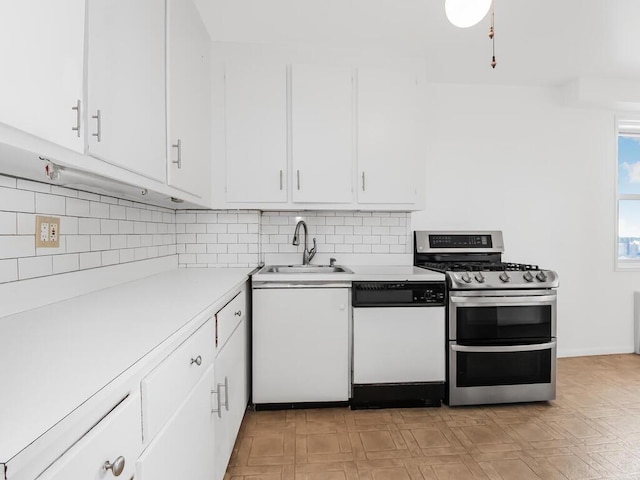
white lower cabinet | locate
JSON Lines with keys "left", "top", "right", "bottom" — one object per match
{"left": 252, "top": 287, "right": 350, "bottom": 404}
{"left": 136, "top": 364, "right": 215, "bottom": 480}
{"left": 38, "top": 393, "right": 142, "bottom": 480}
{"left": 213, "top": 316, "right": 248, "bottom": 480}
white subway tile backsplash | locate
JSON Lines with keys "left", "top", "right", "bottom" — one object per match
{"left": 67, "top": 235, "right": 91, "bottom": 253}
{"left": 91, "top": 235, "right": 110, "bottom": 251}
{"left": 110, "top": 205, "right": 126, "bottom": 220}
{"left": 52, "top": 254, "right": 80, "bottom": 274}
{"left": 17, "top": 179, "right": 51, "bottom": 193}
{"left": 100, "top": 219, "right": 119, "bottom": 234}
{"left": 0, "top": 175, "right": 177, "bottom": 284}
{"left": 174, "top": 208, "right": 411, "bottom": 268}
{"left": 79, "top": 218, "right": 100, "bottom": 234}
{"left": 0, "top": 187, "right": 35, "bottom": 213}
{"left": 119, "top": 248, "right": 135, "bottom": 263}
{"left": 19, "top": 255, "right": 53, "bottom": 279}
{"left": 0, "top": 236, "right": 34, "bottom": 259}
{"left": 17, "top": 213, "right": 35, "bottom": 235}
{"left": 0, "top": 211, "right": 16, "bottom": 234}
{"left": 35, "top": 193, "right": 65, "bottom": 215}
{"left": 0, "top": 259, "right": 18, "bottom": 283}
{"left": 0, "top": 176, "right": 17, "bottom": 188}
{"left": 66, "top": 198, "right": 91, "bottom": 217}
{"left": 90, "top": 201, "right": 110, "bottom": 218}
{"left": 79, "top": 191, "right": 100, "bottom": 202}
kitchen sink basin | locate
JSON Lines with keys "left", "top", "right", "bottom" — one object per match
{"left": 262, "top": 265, "right": 353, "bottom": 274}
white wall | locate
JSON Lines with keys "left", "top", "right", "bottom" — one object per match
{"left": 412, "top": 83, "right": 636, "bottom": 357}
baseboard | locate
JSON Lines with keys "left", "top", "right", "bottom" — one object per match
{"left": 558, "top": 346, "right": 635, "bottom": 358}
{"left": 0, "top": 255, "right": 178, "bottom": 319}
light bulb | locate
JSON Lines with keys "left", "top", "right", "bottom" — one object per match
{"left": 445, "top": 0, "right": 492, "bottom": 28}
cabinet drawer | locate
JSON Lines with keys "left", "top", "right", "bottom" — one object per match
{"left": 141, "top": 318, "right": 214, "bottom": 443}
{"left": 38, "top": 393, "right": 142, "bottom": 480}
{"left": 216, "top": 290, "right": 246, "bottom": 350}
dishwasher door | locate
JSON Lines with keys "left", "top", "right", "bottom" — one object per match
{"left": 352, "top": 306, "right": 445, "bottom": 384}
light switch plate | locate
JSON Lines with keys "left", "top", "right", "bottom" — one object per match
{"left": 35, "top": 216, "right": 60, "bottom": 248}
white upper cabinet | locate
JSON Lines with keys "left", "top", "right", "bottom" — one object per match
{"left": 357, "top": 68, "right": 420, "bottom": 205}
{"left": 224, "top": 63, "right": 287, "bottom": 203}
{"left": 291, "top": 64, "right": 353, "bottom": 204}
{"left": 86, "top": 0, "right": 166, "bottom": 182}
{"left": 0, "top": 0, "right": 85, "bottom": 153}
{"left": 166, "top": 0, "right": 212, "bottom": 200}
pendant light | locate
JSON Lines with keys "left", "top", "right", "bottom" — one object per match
{"left": 445, "top": 0, "right": 492, "bottom": 28}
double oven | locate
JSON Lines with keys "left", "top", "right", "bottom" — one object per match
{"left": 414, "top": 231, "right": 559, "bottom": 406}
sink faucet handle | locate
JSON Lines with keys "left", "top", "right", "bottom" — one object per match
{"left": 329, "top": 257, "right": 336, "bottom": 267}
{"left": 308, "top": 238, "right": 317, "bottom": 261}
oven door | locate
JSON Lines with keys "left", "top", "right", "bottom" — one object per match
{"left": 449, "top": 290, "right": 556, "bottom": 343}
{"left": 448, "top": 340, "right": 556, "bottom": 405}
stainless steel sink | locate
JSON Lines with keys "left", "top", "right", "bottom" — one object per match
{"left": 262, "top": 265, "right": 353, "bottom": 274}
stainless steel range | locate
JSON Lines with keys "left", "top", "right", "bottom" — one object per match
{"left": 414, "top": 231, "right": 559, "bottom": 406}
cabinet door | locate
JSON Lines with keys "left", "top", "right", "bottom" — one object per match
{"left": 136, "top": 365, "right": 215, "bottom": 480}
{"left": 253, "top": 288, "right": 349, "bottom": 404}
{"left": 225, "top": 63, "right": 287, "bottom": 203}
{"left": 0, "top": 0, "right": 85, "bottom": 153}
{"left": 291, "top": 64, "right": 353, "bottom": 204}
{"left": 167, "top": 0, "right": 211, "bottom": 199}
{"left": 213, "top": 317, "right": 248, "bottom": 480}
{"left": 86, "top": 0, "right": 166, "bottom": 182}
{"left": 357, "top": 68, "right": 419, "bottom": 205}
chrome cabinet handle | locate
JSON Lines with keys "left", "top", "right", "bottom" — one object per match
{"left": 211, "top": 383, "right": 223, "bottom": 418}
{"left": 297, "top": 170, "right": 300, "bottom": 190}
{"left": 71, "top": 100, "right": 81, "bottom": 137}
{"left": 362, "top": 171, "right": 366, "bottom": 191}
{"left": 234, "top": 310, "right": 242, "bottom": 317}
{"left": 279, "top": 170, "right": 283, "bottom": 190}
{"left": 103, "top": 456, "right": 125, "bottom": 476}
{"left": 172, "top": 139, "right": 182, "bottom": 169}
{"left": 222, "top": 376, "right": 229, "bottom": 411}
{"left": 190, "top": 355, "right": 202, "bottom": 366}
{"left": 92, "top": 110, "right": 101, "bottom": 142}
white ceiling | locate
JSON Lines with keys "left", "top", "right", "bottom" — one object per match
{"left": 194, "top": 0, "right": 640, "bottom": 86}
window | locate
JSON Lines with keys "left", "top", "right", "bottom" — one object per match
{"left": 617, "top": 119, "right": 640, "bottom": 267}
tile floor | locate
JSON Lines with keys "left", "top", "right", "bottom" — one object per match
{"left": 225, "top": 354, "right": 640, "bottom": 480}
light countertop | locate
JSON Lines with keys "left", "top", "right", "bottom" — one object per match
{"left": 0, "top": 267, "right": 252, "bottom": 465}
{"left": 252, "top": 264, "right": 445, "bottom": 284}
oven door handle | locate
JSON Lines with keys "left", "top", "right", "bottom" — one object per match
{"left": 450, "top": 295, "right": 556, "bottom": 306}
{"left": 451, "top": 341, "right": 556, "bottom": 353}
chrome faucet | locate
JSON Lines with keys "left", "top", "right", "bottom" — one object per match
{"left": 292, "top": 220, "right": 317, "bottom": 265}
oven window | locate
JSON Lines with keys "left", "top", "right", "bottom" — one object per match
{"left": 457, "top": 305, "right": 551, "bottom": 343}
{"left": 456, "top": 349, "right": 551, "bottom": 387}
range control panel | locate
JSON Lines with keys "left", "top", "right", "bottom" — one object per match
{"left": 352, "top": 282, "right": 446, "bottom": 307}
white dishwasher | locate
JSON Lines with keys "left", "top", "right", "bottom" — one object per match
{"left": 351, "top": 281, "right": 446, "bottom": 408}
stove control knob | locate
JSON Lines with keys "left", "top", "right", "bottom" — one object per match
{"left": 474, "top": 272, "right": 485, "bottom": 283}
{"left": 460, "top": 272, "right": 472, "bottom": 283}
{"left": 536, "top": 271, "right": 548, "bottom": 282}
{"left": 523, "top": 271, "right": 534, "bottom": 282}
{"left": 499, "top": 271, "right": 511, "bottom": 282}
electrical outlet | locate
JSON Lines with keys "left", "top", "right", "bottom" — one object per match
{"left": 40, "top": 221, "right": 49, "bottom": 242}
{"left": 35, "top": 216, "right": 60, "bottom": 248}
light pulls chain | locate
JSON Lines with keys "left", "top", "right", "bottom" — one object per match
{"left": 489, "top": 1, "right": 496, "bottom": 68}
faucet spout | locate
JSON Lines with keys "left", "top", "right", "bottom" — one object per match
{"left": 292, "top": 220, "right": 317, "bottom": 265}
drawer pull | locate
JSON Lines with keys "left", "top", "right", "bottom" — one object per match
{"left": 222, "top": 376, "right": 229, "bottom": 411}
{"left": 103, "top": 456, "right": 125, "bottom": 476}
{"left": 190, "top": 355, "right": 202, "bottom": 366}
{"left": 234, "top": 310, "right": 242, "bottom": 317}
{"left": 211, "top": 385, "right": 222, "bottom": 418}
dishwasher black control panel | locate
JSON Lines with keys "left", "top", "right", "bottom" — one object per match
{"left": 352, "top": 282, "right": 446, "bottom": 307}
